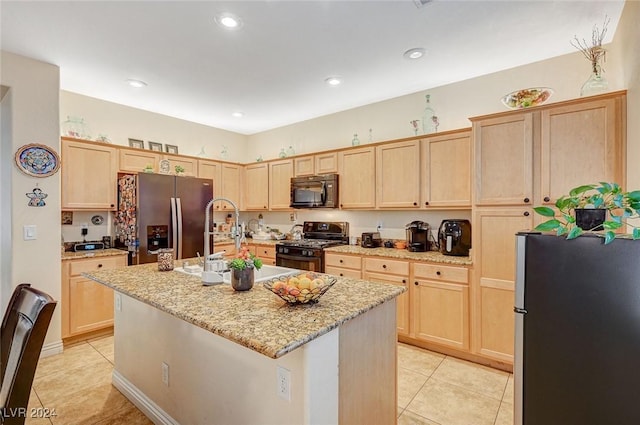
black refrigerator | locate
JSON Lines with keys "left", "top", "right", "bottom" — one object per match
{"left": 115, "top": 173, "right": 213, "bottom": 264}
{"left": 514, "top": 232, "right": 640, "bottom": 425}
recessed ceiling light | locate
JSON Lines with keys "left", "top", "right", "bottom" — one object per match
{"left": 232, "top": 111, "right": 244, "bottom": 118}
{"left": 126, "top": 79, "right": 147, "bottom": 88}
{"left": 403, "top": 48, "right": 426, "bottom": 60}
{"left": 325, "top": 76, "right": 342, "bottom": 86}
{"left": 215, "top": 13, "right": 243, "bottom": 29}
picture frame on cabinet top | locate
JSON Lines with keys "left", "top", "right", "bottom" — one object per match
{"left": 148, "top": 141, "right": 163, "bottom": 152}
{"left": 165, "top": 144, "right": 179, "bottom": 154}
{"left": 128, "top": 138, "right": 144, "bottom": 149}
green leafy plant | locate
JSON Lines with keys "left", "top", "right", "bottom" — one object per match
{"left": 534, "top": 182, "right": 640, "bottom": 244}
{"left": 174, "top": 165, "right": 185, "bottom": 174}
{"left": 228, "top": 246, "right": 263, "bottom": 270}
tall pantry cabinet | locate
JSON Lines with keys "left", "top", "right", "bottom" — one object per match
{"left": 471, "top": 91, "right": 626, "bottom": 366}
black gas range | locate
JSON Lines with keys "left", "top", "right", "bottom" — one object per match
{"left": 276, "top": 221, "right": 349, "bottom": 272}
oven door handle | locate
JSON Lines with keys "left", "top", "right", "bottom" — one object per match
{"left": 277, "top": 253, "right": 318, "bottom": 262}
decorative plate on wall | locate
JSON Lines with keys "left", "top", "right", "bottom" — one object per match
{"left": 14, "top": 143, "right": 60, "bottom": 177}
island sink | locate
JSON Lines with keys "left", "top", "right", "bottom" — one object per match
{"left": 173, "top": 264, "right": 297, "bottom": 284}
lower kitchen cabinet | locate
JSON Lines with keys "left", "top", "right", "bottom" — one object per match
{"left": 61, "top": 254, "right": 127, "bottom": 340}
{"left": 411, "top": 263, "right": 469, "bottom": 351}
{"left": 363, "top": 257, "right": 410, "bottom": 337}
{"left": 325, "top": 253, "right": 362, "bottom": 279}
{"left": 253, "top": 244, "right": 276, "bottom": 265}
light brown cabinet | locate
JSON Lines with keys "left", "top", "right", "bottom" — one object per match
{"left": 163, "top": 154, "right": 198, "bottom": 176}
{"left": 421, "top": 130, "right": 472, "bottom": 208}
{"left": 61, "top": 254, "right": 126, "bottom": 340}
{"left": 376, "top": 140, "right": 421, "bottom": 208}
{"left": 253, "top": 244, "right": 276, "bottom": 266}
{"left": 363, "top": 257, "right": 410, "bottom": 337}
{"left": 269, "top": 159, "right": 294, "bottom": 210}
{"left": 244, "top": 162, "right": 269, "bottom": 210}
{"left": 119, "top": 147, "right": 161, "bottom": 173}
{"left": 411, "top": 263, "right": 469, "bottom": 351}
{"left": 61, "top": 139, "right": 118, "bottom": 210}
{"left": 325, "top": 253, "right": 362, "bottom": 279}
{"left": 217, "top": 163, "right": 242, "bottom": 211}
{"left": 198, "top": 159, "right": 222, "bottom": 194}
{"left": 294, "top": 156, "right": 315, "bottom": 177}
{"left": 294, "top": 152, "right": 338, "bottom": 177}
{"left": 338, "top": 146, "right": 376, "bottom": 209}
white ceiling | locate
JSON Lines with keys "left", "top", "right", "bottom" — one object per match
{"left": 0, "top": 1, "right": 625, "bottom": 135}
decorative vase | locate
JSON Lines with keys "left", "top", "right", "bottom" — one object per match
{"left": 231, "top": 268, "right": 254, "bottom": 291}
{"left": 575, "top": 208, "right": 606, "bottom": 231}
{"left": 421, "top": 95, "right": 439, "bottom": 134}
{"left": 351, "top": 134, "right": 360, "bottom": 146}
{"left": 580, "top": 63, "right": 608, "bottom": 97}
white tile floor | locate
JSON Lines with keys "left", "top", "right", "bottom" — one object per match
{"left": 27, "top": 337, "right": 513, "bottom": 424}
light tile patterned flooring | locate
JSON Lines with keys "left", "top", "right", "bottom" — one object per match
{"left": 27, "top": 337, "right": 513, "bottom": 425}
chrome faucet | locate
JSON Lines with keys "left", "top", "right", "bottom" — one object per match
{"left": 204, "top": 198, "right": 241, "bottom": 265}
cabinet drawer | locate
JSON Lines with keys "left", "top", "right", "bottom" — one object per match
{"left": 69, "top": 256, "right": 125, "bottom": 276}
{"left": 413, "top": 263, "right": 469, "bottom": 284}
{"left": 364, "top": 257, "right": 409, "bottom": 275}
{"left": 325, "top": 253, "right": 361, "bottom": 270}
{"left": 325, "top": 266, "right": 361, "bottom": 279}
{"left": 255, "top": 245, "right": 276, "bottom": 259}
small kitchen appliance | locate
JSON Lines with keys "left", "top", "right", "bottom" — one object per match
{"left": 438, "top": 219, "right": 471, "bottom": 256}
{"left": 290, "top": 174, "right": 339, "bottom": 209}
{"left": 361, "top": 232, "right": 382, "bottom": 248}
{"left": 405, "top": 221, "right": 431, "bottom": 252}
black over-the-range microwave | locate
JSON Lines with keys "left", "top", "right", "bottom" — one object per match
{"left": 290, "top": 174, "right": 339, "bottom": 209}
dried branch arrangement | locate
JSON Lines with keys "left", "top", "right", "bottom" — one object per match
{"left": 571, "top": 16, "right": 610, "bottom": 74}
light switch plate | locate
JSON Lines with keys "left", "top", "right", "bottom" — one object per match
{"left": 23, "top": 225, "right": 37, "bottom": 240}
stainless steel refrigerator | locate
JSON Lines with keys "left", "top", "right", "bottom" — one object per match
{"left": 514, "top": 232, "right": 640, "bottom": 425}
{"left": 115, "top": 173, "right": 213, "bottom": 264}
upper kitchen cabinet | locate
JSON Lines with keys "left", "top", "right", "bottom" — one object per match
{"left": 294, "top": 152, "right": 338, "bottom": 177}
{"left": 539, "top": 92, "right": 626, "bottom": 205}
{"left": 376, "top": 140, "right": 421, "bottom": 208}
{"left": 269, "top": 159, "right": 294, "bottom": 210}
{"left": 244, "top": 162, "right": 269, "bottom": 211}
{"left": 338, "top": 146, "right": 376, "bottom": 209}
{"left": 162, "top": 154, "right": 198, "bottom": 176}
{"left": 119, "top": 147, "right": 161, "bottom": 173}
{"left": 472, "top": 112, "right": 533, "bottom": 206}
{"left": 61, "top": 138, "right": 117, "bottom": 210}
{"left": 218, "top": 163, "right": 242, "bottom": 211}
{"left": 294, "top": 156, "right": 314, "bottom": 177}
{"left": 421, "top": 130, "right": 472, "bottom": 208}
{"left": 198, "top": 159, "right": 222, "bottom": 190}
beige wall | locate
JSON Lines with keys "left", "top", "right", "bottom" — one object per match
{"left": 60, "top": 91, "right": 248, "bottom": 162}
{"left": 0, "top": 51, "right": 62, "bottom": 351}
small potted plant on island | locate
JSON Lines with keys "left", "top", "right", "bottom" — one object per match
{"left": 534, "top": 182, "right": 640, "bottom": 244}
{"left": 228, "top": 246, "right": 263, "bottom": 291}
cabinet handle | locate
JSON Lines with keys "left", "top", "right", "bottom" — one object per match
{"left": 382, "top": 264, "right": 387, "bottom": 269}
{"left": 524, "top": 197, "right": 530, "bottom": 203}
{"left": 98, "top": 264, "right": 103, "bottom": 268}
{"left": 436, "top": 271, "right": 441, "bottom": 276}
{"left": 402, "top": 279, "right": 406, "bottom": 284}
{"left": 413, "top": 202, "right": 418, "bottom": 206}
{"left": 425, "top": 201, "right": 429, "bottom": 206}
{"left": 340, "top": 273, "right": 344, "bottom": 276}
{"left": 340, "top": 204, "right": 343, "bottom": 208}
{"left": 544, "top": 196, "right": 551, "bottom": 202}
{"left": 414, "top": 281, "right": 419, "bottom": 286}
{"left": 110, "top": 204, "right": 115, "bottom": 208}
{"left": 264, "top": 206, "right": 267, "bottom": 209}
{"left": 339, "top": 259, "right": 343, "bottom": 263}
{"left": 524, "top": 211, "right": 530, "bottom": 216}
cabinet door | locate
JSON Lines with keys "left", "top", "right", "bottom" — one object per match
{"left": 422, "top": 131, "right": 471, "bottom": 208}
{"left": 119, "top": 149, "right": 161, "bottom": 173}
{"left": 412, "top": 279, "right": 469, "bottom": 350}
{"left": 473, "top": 207, "right": 533, "bottom": 363}
{"left": 338, "top": 147, "right": 376, "bottom": 209}
{"left": 198, "top": 159, "right": 222, "bottom": 195}
{"left": 163, "top": 154, "right": 198, "bottom": 176}
{"left": 376, "top": 141, "right": 421, "bottom": 208}
{"left": 219, "top": 163, "right": 241, "bottom": 211}
{"left": 62, "top": 140, "right": 117, "bottom": 209}
{"left": 474, "top": 113, "right": 533, "bottom": 206}
{"left": 363, "top": 271, "right": 410, "bottom": 337}
{"left": 294, "top": 156, "right": 315, "bottom": 177}
{"left": 269, "top": 159, "right": 294, "bottom": 210}
{"left": 244, "top": 163, "right": 269, "bottom": 210}
{"left": 315, "top": 152, "right": 338, "bottom": 174}
{"left": 68, "top": 277, "right": 114, "bottom": 335}
{"left": 540, "top": 95, "right": 625, "bottom": 204}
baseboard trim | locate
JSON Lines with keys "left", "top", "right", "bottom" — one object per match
{"left": 112, "top": 370, "right": 180, "bottom": 425}
{"left": 40, "top": 340, "right": 63, "bottom": 358}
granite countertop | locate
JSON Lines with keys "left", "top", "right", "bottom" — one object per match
{"left": 324, "top": 245, "right": 472, "bottom": 266}
{"left": 83, "top": 263, "right": 405, "bottom": 359}
{"left": 62, "top": 248, "right": 128, "bottom": 261}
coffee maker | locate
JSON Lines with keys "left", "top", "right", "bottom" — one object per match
{"left": 405, "top": 221, "right": 431, "bottom": 252}
{"left": 438, "top": 219, "right": 471, "bottom": 256}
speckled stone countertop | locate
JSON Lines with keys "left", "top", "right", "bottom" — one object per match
{"left": 62, "top": 248, "right": 128, "bottom": 261}
{"left": 83, "top": 263, "right": 405, "bottom": 359}
{"left": 324, "top": 245, "right": 472, "bottom": 266}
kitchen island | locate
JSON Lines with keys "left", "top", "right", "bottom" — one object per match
{"left": 84, "top": 262, "right": 404, "bottom": 425}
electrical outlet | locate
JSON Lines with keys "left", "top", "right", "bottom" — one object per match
{"left": 81, "top": 223, "right": 88, "bottom": 230}
{"left": 276, "top": 365, "right": 291, "bottom": 401}
{"left": 289, "top": 212, "right": 297, "bottom": 222}
{"left": 162, "top": 362, "right": 170, "bottom": 386}
{"left": 376, "top": 221, "right": 383, "bottom": 231}
{"left": 115, "top": 293, "right": 122, "bottom": 312}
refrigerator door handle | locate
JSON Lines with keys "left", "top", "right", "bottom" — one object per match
{"left": 176, "top": 197, "right": 183, "bottom": 260}
{"left": 171, "top": 197, "right": 178, "bottom": 255}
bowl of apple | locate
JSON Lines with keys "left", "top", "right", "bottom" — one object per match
{"left": 263, "top": 272, "right": 337, "bottom": 305}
